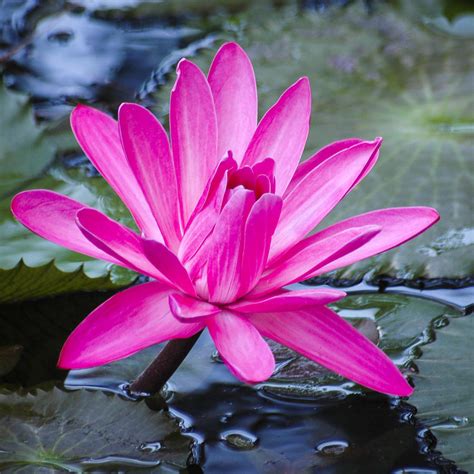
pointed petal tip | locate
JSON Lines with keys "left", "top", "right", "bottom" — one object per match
{"left": 219, "top": 41, "right": 245, "bottom": 53}
{"left": 57, "top": 342, "right": 93, "bottom": 370}
{"left": 175, "top": 58, "right": 208, "bottom": 82}
{"left": 384, "top": 374, "right": 414, "bottom": 397}
{"left": 213, "top": 42, "right": 252, "bottom": 66}
{"left": 425, "top": 206, "right": 441, "bottom": 222}
{"left": 176, "top": 57, "right": 196, "bottom": 73}
{"left": 117, "top": 101, "right": 137, "bottom": 115}
{"left": 71, "top": 102, "right": 89, "bottom": 114}
{"left": 10, "top": 190, "right": 27, "bottom": 217}
{"left": 298, "top": 75, "right": 310, "bottom": 85}
{"left": 57, "top": 350, "right": 76, "bottom": 370}
{"left": 172, "top": 58, "right": 190, "bottom": 90}
{"left": 10, "top": 189, "right": 65, "bottom": 221}
{"left": 223, "top": 350, "right": 275, "bottom": 384}
{"left": 235, "top": 367, "right": 275, "bottom": 384}
{"left": 118, "top": 101, "right": 157, "bottom": 125}
{"left": 70, "top": 103, "right": 103, "bottom": 125}
{"left": 367, "top": 136, "right": 383, "bottom": 149}
{"left": 70, "top": 103, "right": 86, "bottom": 127}
{"left": 294, "top": 76, "right": 311, "bottom": 94}
{"left": 399, "top": 380, "right": 414, "bottom": 397}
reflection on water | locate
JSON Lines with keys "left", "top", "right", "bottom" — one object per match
{"left": 1, "top": 2, "right": 202, "bottom": 119}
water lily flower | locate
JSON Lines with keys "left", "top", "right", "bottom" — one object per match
{"left": 11, "top": 42, "right": 439, "bottom": 396}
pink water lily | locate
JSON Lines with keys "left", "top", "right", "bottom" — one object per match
{"left": 11, "top": 42, "right": 439, "bottom": 396}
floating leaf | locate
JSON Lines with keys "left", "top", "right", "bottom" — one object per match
{"left": 0, "top": 260, "right": 125, "bottom": 303}
{"left": 0, "top": 82, "right": 55, "bottom": 197}
{"left": 411, "top": 314, "right": 474, "bottom": 471}
{"left": 0, "top": 166, "right": 137, "bottom": 302}
{"left": 151, "top": 2, "right": 474, "bottom": 280}
{"left": 261, "top": 291, "right": 461, "bottom": 398}
{"left": 0, "top": 386, "right": 191, "bottom": 472}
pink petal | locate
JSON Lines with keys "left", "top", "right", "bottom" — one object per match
{"left": 205, "top": 188, "right": 256, "bottom": 303}
{"left": 291, "top": 207, "right": 440, "bottom": 275}
{"left": 207, "top": 311, "right": 275, "bottom": 383}
{"left": 248, "top": 307, "right": 413, "bottom": 396}
{"left": 285, "top": 138, "right": 364, "bottom": 196}
{"left": 75, "top": 208, "right": 164, "bottom": 280}
{"left": 229, "top": 288, "right": 346, "bottom": 313}
{"left": 252, "top": 225, "right": 381, "bottom": 298}
{"left": 251, "top": 157, "right": 275, "bottom": 179}
{"left": 269, "top": 138, "right": 382, "bottom": 263}
{"left": 208, "top": 42, "right": 257, "bottom": 163}
{"left": 141, "top": 239, "right": 196, "bottom": 296}
{"left": 119, "top": 103, "right": 182, "bottom": 250}
{"left": 58, "top": 281, "right": 204, "bottom": 369}
{"left": 178, "top": 157, "right": 235, "bottom": 265}
{"left": 255, "top": 174, "right": 272, "bottom": 197}
{"left": 242, "top": 77, "right": 311, "bottom": 195}
{"left": 170, "top": 59, "right": 218, "bottom": 224}
{"left": 168, "top": 293, "right": 220, "bottom": 322}
{"left": 11, "top": 190, "right": 121, "bottom": 265}
{"left": 238, "top": 193, "right": 282, "bottom": 297}
{"left": 228, "top": 166, "right": 256, "bottom": 189}
{"left": 70, "top": 105, "right": 161, "bottom": 241}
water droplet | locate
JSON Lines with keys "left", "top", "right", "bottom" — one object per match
{"left": 432, "top": 315, "right": 449, "bottom": 329}
{"left": 315, "top": 440, "right": 349, "bottom": 456}
{"left": 211, "top": 350, "right": 223, "bottom": 363}
{"left": 431, "top": 416, "right": 469, "bottom": 430}
{"left": 219, "top": 412, "right": 232, "bottom": 424}
{"left": 220, "top": 430, "right": 258, "bottom": 450}
{"left": 400, "top": 411, "right": 415, "bottom": 424}
{"left": 139, "top": 441, "right": 162, "bottom": 453}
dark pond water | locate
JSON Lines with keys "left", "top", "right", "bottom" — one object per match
{"left": 0, "top": 0, "right": 473, "bottom": 472}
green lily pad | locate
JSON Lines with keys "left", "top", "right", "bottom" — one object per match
{"left": 151, "top": 1, "right": 474, "bottom": 280}
{"left": 0, "top": 165, "right": 137, "bottom": 302}
{"left": 0, "top": 78, "right": 136, "bottom": 301}
{"left": 411, "top": 314, "right": 474, "bottom": 471}
{"left": 261, "top": 292, "right": 461, "bottom": 398}
{"left": 0, "top": 385, "right": 191, "bottom": 472}
{"left": 0, "top": 82, "right": 55, "bottom": 198}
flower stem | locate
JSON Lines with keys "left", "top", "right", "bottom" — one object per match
{"left": 128, "top": 331, "right": 202, "bottom": 396}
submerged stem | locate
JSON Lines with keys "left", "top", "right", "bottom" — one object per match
{"left": 128, "top": 331, "right": 202, "bottom": 396}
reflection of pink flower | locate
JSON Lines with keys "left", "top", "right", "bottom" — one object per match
{"left": 11, "top": 43, "right": 438, "bottom": 396}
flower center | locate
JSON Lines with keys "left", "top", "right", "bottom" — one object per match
{"left": 226, "top": 157, "right": 276, "bottom": 199}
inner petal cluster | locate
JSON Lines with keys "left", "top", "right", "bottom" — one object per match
{"left": 176, "top": 155, "right": 281, "bottom": 305}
